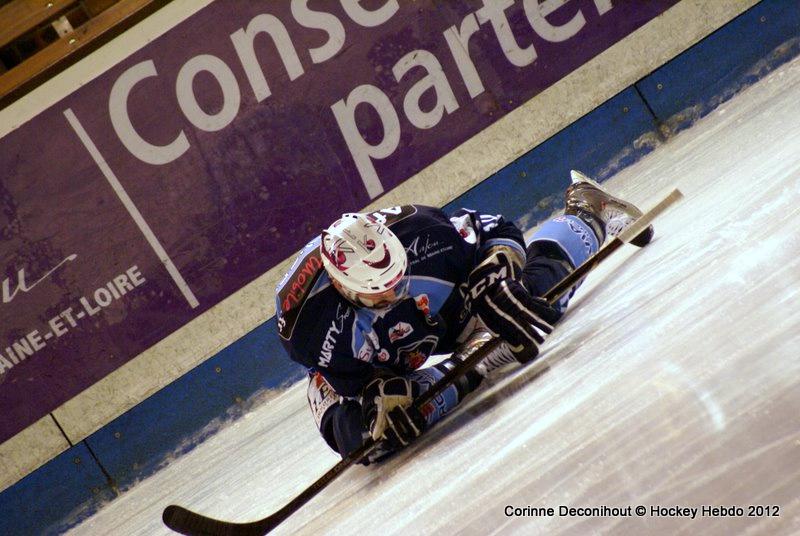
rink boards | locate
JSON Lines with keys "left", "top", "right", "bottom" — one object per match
{"left": 1, "top": 0, "right": 799, "bottom": 534}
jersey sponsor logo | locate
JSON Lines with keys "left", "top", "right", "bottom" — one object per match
{"left": 388, "top": 321, "right": 413, "bottom": 343}
{"left": 280, "top": 252, "right": 323, "bottom": 313}
{"left": 414, "top": 294, "right": 431, "bottom": 316}
{"left": 317, "top": 304, "right": 351, "bottom": 368}
{"left": 356, "top": 340, "right": 373, "bottom": 362}
{"left": 449, "top": 214, "right": 477, "bottom": 244}
{"left": 405, "top": 235, "right": 454, "bottom": 266}
{"left": 307, "top": 371, "right": 339, "bottom": 428}
{"left": 398, "top": 335, "right": 438, "bottom": 371}
{"left": 277, "top": 246, "right": 324, "bottom": 340}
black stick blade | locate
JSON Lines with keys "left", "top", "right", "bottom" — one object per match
{"left": 163, "top": 504, "right": 272, "bottom": 536}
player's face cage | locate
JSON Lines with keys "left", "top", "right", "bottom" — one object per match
{"left": 351, "top": 274, "right": 410, "bottom": 309}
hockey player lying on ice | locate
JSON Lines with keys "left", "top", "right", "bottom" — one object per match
{"left": 276, "top": 171, "right": 653, "bottom": 463}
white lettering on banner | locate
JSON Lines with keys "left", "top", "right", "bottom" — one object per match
{"left": 524, "top": 0, "right": 586, "bottom": 43}
{"left": 109, "top": 60, "right": 190, "bottom": 165}
{"left": 2, "top": 254, "right": 77, "bottom": 305}
{"left": 392, "top": 50, "right": 459, "bottom": 130}
{"left": 290, "top": 0, "right": 346, "bottom": 64}
{"left": 339, "top": 0, "right": 399, "bottom": 28}
{"left": 331, "top": 84, "right": 399, "bottom": 198}
{"left": 77, "top": 0, "right": 615, "bottom": 200}
{"left": 476, "top": 0, "right": 537, "bottom": 68}
{"left": 443, "top": 15, "right": 485, "bottom": 99}
{"left": 176, "top": 55, "right": 241, "bottom": 132}
{"left": 331, "top": 0, "right": 611, "bottom": 198}
{"left": 96, "top": 1, "right": 396, "bottom": 174}
{"left": 0, "top": 265, "right": 147, "bottom": 375}
{"left": 594, "top": 0, "right": 613, "bottom": 16}
{"left": 230, "top": 13, "right": 305, "bottom": 103}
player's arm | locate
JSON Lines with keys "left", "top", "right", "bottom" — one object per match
{"left": 454, "top": 209, "right": 561, "bottom": 361}
{"left": 306, "top": 370, "right": 371, "bottom": 460}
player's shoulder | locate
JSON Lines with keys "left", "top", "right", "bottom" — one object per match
{"left": 381, "top": 205, "right": 452, "bottom": 236}
{"left": 360, "top": 204, "right": 445, "bottom": 229}
{"left": 278, "top": 277, "right": 354, "bottom": 363}
{"left": 276, "top": 236, "right": 336, "bottom": 341}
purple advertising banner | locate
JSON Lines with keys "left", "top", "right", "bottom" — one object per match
{"left": 0, "top": 0, "right": 678, "bottom": 442}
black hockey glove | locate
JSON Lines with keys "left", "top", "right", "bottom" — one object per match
{"left": 474, "top": 279, "right": 559, "bottom": 363}
{"left": 464, "top": 247, "right": 523, "bottom": 313}
{"left": 361, "top": 375, "right": 426, "bottom": 450}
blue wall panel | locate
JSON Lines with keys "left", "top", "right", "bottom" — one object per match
{"left": 637, "top": 0, "right": 800, "bottom": 127}
{"left": 446, "top": 87, "right": 658, "bottom": 225}
{"left": 0, "top": 443, "right": 114, "bottom": 535}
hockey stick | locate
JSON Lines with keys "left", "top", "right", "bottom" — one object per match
{"left": 163, "top": 188, "right": 683, "bottom": 536}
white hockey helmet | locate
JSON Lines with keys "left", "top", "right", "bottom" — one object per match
{"left": 320, "top": 213, "right": 409, "bottom": 309}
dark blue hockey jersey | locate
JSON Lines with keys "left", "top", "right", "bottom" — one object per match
{"left": 276, "top": 205, "right": 526, "bottom": 397}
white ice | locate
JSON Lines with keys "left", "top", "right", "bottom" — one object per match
{"left": 69, "top": 54, "right": 800, "bottom": 536}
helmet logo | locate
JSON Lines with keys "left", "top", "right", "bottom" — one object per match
{"left": 321, "top": 231, "right": 353, "bottom": 270}
{"left": 363, "top": 243, "right": 391, "bottom": 269}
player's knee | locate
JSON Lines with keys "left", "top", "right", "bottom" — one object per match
{"left": 527, "top": 215, "right": 599, "bottom": 270}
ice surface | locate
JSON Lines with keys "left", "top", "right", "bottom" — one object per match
{"left": 69, "top": 55, "right": 800, "bottom": 536}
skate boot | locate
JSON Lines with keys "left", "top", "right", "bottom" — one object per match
{"left": 475, "top": 340, "right": 525, "bottom": 376}
{"left": 564, "top": 170, "right": 654, "bottom": 247}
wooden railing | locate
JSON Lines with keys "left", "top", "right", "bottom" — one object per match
{"left": 0, "top": 0, "right": 77, "bottom": 50}
{"left": 0, "top": 0, "right": 172, "bottom": 110}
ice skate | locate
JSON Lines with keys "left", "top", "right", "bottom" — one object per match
{"left": 565, "top": 170, "right": 654, "bottom": 247}
{"left": 456, "top": 326, "right": 533, "bottom": 377}
{"left": 475, "top": 339, "right": 523, "bottom": 376}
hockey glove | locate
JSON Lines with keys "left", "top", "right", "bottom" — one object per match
{"left": 474, "top": 279, "right": 559, "bottom": 363}
{"left": 464, "top": 246, "right": 524, "bottom": 314}
{"left": 361, "top": 375, "right": 426, "bottom": 449}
